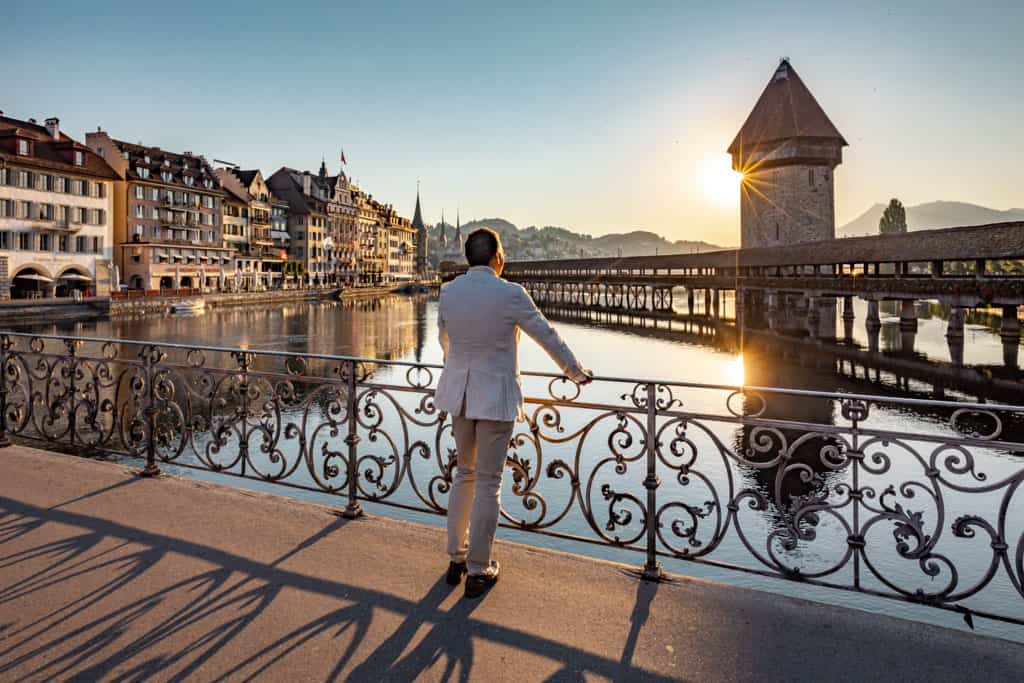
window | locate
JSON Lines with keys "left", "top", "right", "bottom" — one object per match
{"left": 92, "top": 236, "right": 102, "bottom": 253}
{"left": 59, "top": 235, "right": 69, "bottom": 252}
{"left": 808, "top": 169, "right": 814, "bottom": 187}
{"left": 0, "top": 232, "right": 9, "bottom": 249}
{"left": 135, "top": 185, "right": 144, "bottom": 199}
{"left": 17, "top": 139, "right": 29, "bottom": 155}
{"left": 74, "top": 151, "right": 84, "bottom": 166}
{"left": 15, "top": 201, "right": 29, "bottom": 219}
{"left": 18, "top": 233, "right": 32, "bottom": 250}
{"left": 0, "top": 200, "right": 9, "bottom": 217}
{"left": 39, "top": 234, "right": 51, "bottom": 251}
{"left": 135, "top": 205, "right": 144, "bottom": 218}
{"left": 185, "top": 176, "right": 194, "bottom": 186}
{"left": 54, "top": 176, "right": 66, "bottom": 193}
{"left": 16, "top": 171, "right": 30, "bottom": 188}
{"left": 90, "top": 182, "right": 102, "bottom": 198}
{"left": 35, "top": 174, "right": 48, "bottom": 191}
{"left": 76, "top": 236, "right": 87, "bottom": 252}
{"left": 151, "top": 207, "right": 159, "bottom": 220}
{"left": 150, "top": 187, "right": 159, "bottom": 201}
{"left": 56, "top": 205, "right": 68, "bottom": 222}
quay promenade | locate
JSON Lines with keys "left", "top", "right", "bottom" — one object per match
{"left": 2, "top": 445, "right": 1023, "bottom": 681}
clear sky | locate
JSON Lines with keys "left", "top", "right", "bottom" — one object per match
{"left": 6, "top": 1, "right": 1022, "bottom": 247}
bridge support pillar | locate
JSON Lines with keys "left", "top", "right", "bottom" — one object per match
{"left": 866, "top": 300, "right": 881, "bottom": 353}
{"left": 842, "top": 296, "right": 855, "bottom": 342}
{"left": 946, "top": 306, "right": 966, "bottom": 367}
{"left": 712, "top": 288, "right": 720, "bottom": 319}
{"left": 687, "top": 289, "right": 695, "bottom": 316}
{"left": 899, "top": 300, "right": 918, "bottom": 332}
{"left": 766, "top": 291, "right": 781, "bottom": 331}
{"left": 704, "top": 289, "right": 712, "bottom": 317}
{"left": 1001, "top": 306, "right": 1021, "bottom": 369}
{"left": 806, "top": 296, "right": 821, "bottom": 339}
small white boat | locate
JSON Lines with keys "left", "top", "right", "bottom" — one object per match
{"left": 170, "top": 299, "right": 206, "bottom": 314}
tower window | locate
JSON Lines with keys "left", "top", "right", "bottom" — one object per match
{"left": 775, "top": 224, "right": 780, "bottom": 241}
{"left": 808, "top": 169, "right": 814, "bottom": 187}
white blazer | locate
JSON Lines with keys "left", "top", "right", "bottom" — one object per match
{"left": 435, "top": 266, "right": 587, "bottom": 422}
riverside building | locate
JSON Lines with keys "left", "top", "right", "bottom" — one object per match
{"left": 266, "top": 166, "right": 329, "bottom": 286}
{"left": 86, "top": 131, "right": 233, "bottom": 291}
{"left": 0, "top": 115, "right": 116, "bottom": 299}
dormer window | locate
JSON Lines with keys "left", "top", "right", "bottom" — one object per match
{"left": 17, "top": 139, "right": 29, "bottom": 156}
{"left": 185, "top": 176, "right": 194, "bottom": 186}
{"left": 164, "top": 159, "right": 170, "bottom": 166}
{"left": 144, "top": 155, "right": 150, "bottom": 164}
{"left": 74, "top": 151, "right": 84, "bottom": 166}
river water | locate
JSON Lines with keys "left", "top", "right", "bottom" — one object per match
{"left": 9, "top": 293, "right": 1024, "bottom": 641}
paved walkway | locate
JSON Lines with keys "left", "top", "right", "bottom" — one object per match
{"left": 0, "top": 446, "right": 1021, "bottom": 682}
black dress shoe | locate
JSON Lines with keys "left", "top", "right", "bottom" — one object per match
{"left": 446, "top": 561, "right": 467, "bottom": 586}
{"left": 464, "top": 562, "right": 500, "bottom": 599}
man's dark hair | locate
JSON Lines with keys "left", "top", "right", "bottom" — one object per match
{"left": 465, "top": 228, "right": 501, "bottom": 267}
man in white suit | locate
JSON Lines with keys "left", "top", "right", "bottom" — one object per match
{"left": 436, "top": 228, "right": 591, "bottom": 598}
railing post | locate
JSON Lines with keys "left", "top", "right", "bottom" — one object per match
{"left": 343, "top": 360, "right": 363, "bottom": 518}
{"left": 66, "top": 339, "right": 77, "bottom": 449}
{"left": 140, "top": 345, "right": 160, "bottom": 477}
{"left": 642, "top": 382, "right": 663, "bottom": 580}
{"left": 0, "top": 335, "right": 10, "bottom": 448}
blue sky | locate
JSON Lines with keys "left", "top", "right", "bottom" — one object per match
{"left": 7, "top": 1, "right": 1022, "bottom": 246}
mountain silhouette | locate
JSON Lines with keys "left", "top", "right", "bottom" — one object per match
{"left": 839, "top": 201, "right": 1024, "bottom": 237}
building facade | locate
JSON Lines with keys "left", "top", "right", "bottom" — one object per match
{"left": 729, "top": 59, "right": 847, "bottom": 249}
{"left": 0, "top": 116, "right": 116, "bottom": 299}
{"left": 87, "top": 131, "right": 232, "bottom": 290}
{"left": 266, "top": 167, "right": 329, "bottom": 285}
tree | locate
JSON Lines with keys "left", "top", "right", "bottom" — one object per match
{"left": 879, "top": 198, "right": 908, "bottom": 234}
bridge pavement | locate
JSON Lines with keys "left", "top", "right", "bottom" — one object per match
{"left": 0, "top": 446, "right": 1021, "bottom": 682}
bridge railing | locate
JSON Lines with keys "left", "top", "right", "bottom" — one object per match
{"left": 1, "top": 330, "right": 1023, "bottom": 627}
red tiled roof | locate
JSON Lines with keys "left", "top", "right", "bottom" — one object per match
{"left": 0, "top": 115, "right": 118, "bottom": 180}
{"left": 728, "top": 60, "right": 846, "bottom": 155}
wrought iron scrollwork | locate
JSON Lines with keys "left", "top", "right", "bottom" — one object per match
{"left": 0, "top": 330, "right": 1022, "bottom": 628}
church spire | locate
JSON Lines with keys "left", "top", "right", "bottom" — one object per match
{"left": 439, "top": 210, "right": 447, "bottom": 246}
{"left": 455, "top": 210, "right": 462, "bottom": 248}
{"left": 318, "top": 156, "right": 328, "bottom": 178}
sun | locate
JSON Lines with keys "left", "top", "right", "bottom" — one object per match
{"left": 702, "top": 155, "right": 742, "bottom": 208}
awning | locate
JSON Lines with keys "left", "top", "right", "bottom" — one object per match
{"left": 59, "top": 273, "right": 92, "bottom": 281}
{"left": 15, "top": 273, "right": 53, "bottom": 282}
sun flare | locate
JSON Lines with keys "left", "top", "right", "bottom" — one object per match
{"left": 723, "top": 354, "right": 745, "bottom": 387}
{"left": 702, "top": 155, "right": 742, "bottom": 208}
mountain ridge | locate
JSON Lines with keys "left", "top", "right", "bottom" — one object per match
{"left": 839, "top": 201, "right": 1024, "bottom": 237}
{"left": 428, "top": 218, "right": 720, "bottom": 264}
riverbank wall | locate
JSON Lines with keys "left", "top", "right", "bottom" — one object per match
{"left": 0, "top": 284, "right": 436, "bottom": 324}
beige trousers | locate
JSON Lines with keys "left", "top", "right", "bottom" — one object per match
{"left": 446, "top": 413, "right": 515, "bottom": 576}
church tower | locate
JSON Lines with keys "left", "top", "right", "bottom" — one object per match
{"left": 412, "top": 186, "right": 429, "bottom": 278}
{"left": 439, "top": 210, "right": 447, "bottom": 248}
{"left": 454, "top": 210, "right": 463, "bottom": 251}
{"left": 729, "top": 59, "right": 847, "bottom": 249}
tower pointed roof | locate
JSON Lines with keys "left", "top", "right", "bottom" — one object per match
{"left": 728, "top": 59, "right": 847, "bottom": 156}
{"left": 439, "top": 210, "right": 447, "bottom": 245}
{"left": 455, "top": 210, "right": 462, "bottom": 244}
{"left": 412, "top": 189, "right": 425, "bottom": 231}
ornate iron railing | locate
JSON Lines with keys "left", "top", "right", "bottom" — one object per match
{"left": 1, "top": 330, "right": 1023, "bottom": 627}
